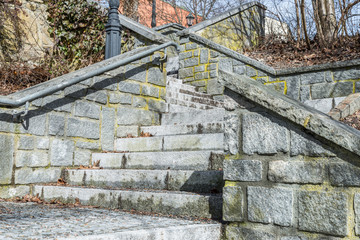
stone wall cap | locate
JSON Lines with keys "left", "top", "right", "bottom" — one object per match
{"left": 185, "top": 33, "right": 360, "bottom": 76}
{"left": 219, "top": 70, "right": 360, "bottom": 157}
{"left": 153, "top": 23, "right": 186, "bottom": 32}
{"left": 9, "top": 46, "right": 154, "bottom": 99}
{"left": 177, "top": 1, "right": 266, "bottom": 36}
{"left": 118, "top": 14, "right": 170, "bottom": 43}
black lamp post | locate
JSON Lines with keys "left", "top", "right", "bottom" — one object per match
{"left": 186, "top": 13, "right": 195, "bottom": 27}
{"left": 105, "top": 0, "right": 122, "bottom": 59}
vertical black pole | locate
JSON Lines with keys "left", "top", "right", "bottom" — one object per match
{"left": 105, "top": 0, "right": 122, "bottom": 59}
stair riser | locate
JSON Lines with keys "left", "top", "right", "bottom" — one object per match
{"left": 167, "top": 92, "right": 223, "bottom": 108}
{"left": 114, "top": 134, "right": 224, "bottom": 152}
{"left": 92, "top": 151, "right": 223, "bottom": 171}
{"left": 33, "top": 186, "right": 222, "bottom": 219}
{"left": 59, "top": 224, "right": 222, "bottom": 240}
{"left": 140, "top": 122, "right": 224, "bottom": 136}
{"left": 166, "top": 86, "right": 214, "bottom": 100}
{"left": 162, "top": 109, "right": 225, "bottom": 125}
{"left": 167, "top": 98, "right": 218, "bottom": 111}
{"left": 65, "top": 170, "right": 223, "bottom": 193}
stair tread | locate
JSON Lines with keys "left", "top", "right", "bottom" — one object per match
{"left": 0, "top": 201, "right": 221, "bottom": 240}
{"left": 140, "top": 122, "right": 224, "bottom": 136}
{"left": 34, "top": 185, "right": 222, "bottom": 219}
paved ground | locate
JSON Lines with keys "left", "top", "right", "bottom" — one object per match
{"left": 0, "top": 202, "right": 219, "bottom": 240}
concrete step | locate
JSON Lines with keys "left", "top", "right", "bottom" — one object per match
{"left": 167, "top": 92, "right": 223, "bottom": 108}
{"left": 92, "top": 151, "right": 223, "bottom": 170}
{"left": 161, "top": 109, "right": 225, "bottom": 125}
{"left": 65, "top": 169, "right": 223, "bottom": 193}
{"left": 167, "top": 98, "right": 219, "bottom": 111}
{"left": 140, "top": 122, "right": 224, "bottom": 136}
{"left": 114, "top": 133, "right": 224, "bottom": 152}
{"left": 33, "top": 185, "right": 223, "bottom": 219}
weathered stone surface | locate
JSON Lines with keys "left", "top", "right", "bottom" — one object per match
{"left": 334, "top": 68, "right": 360, "bottom": 80}
{"left": 119, "top": 81, "right": 141, "bottom": 94}
{"left": 117, "top": 107, "right": 153, "bottom": 125}
{"left": 200, "top": 49, "right": 209, "bottom": 64}
{"left": 115, "top": 137, "right": 163, "bottom": 152}
{"left": 226, "top": 225, "right": 276, "bottom": 240}
{"left": 298, "top": 191, "right": 348, "bottom": 236}
{"left": 48, "top": 114, "right": 65, "bottom": 136}
{"left": 64, "top": 84, "right": 87, "bottom": 98}
{"left": 15, "top": 151, "right": 48, "bottom": 167}
{"left": 195, "top": 65, "right": 206, "bottom": 72}
{"left": 223, "top": 186, "right": 244, "bottom": 221}
{"left": 219, "top": 58, "right": 233, "bottom": 73}
{"left": 163, "top": 134, "right": 224, "bottom": 151}
{"left": 76, "top": 140, "right": 100, "bottom": 150}
{"left": 186, "top": 43, "right": 197, "bottom": 50}
{"left": 148, "top": 67, "right": 165, "bottom": 86}
{"left": 15, "top": 168, "right": 61, "bottom": 184}
{"left": 269, "top": 161, "right": 324, "bottom": 184}
{"left": 74, "top": 101, "right": 100, "bottom": 119}
{"left": 67, "top": 118, "right": 100, "bottom": 139}
{"left": 224, "top": 113, "right": 239, "bottom": 154}
{"left": 101, "top": 107, "right": 115, "bottom": 151}
{"left": 50, "top": 139, "right": 74, "bottom": 166}
{"left": 179, "top": 68, "right": 194, "bottom": 79}
{"left": 18, "top": 135, "right": 35, "bottom": 150}
{"left": 74, "top": 150, "right": 91, "bottom": 166}
{"left": 36, "top": 138, "right": 49, "bottom": 149}
{"left": 0, "top": 186, "right": 29, "bottom": 199}
{"left": 132, "top": 96, "right": 147, "bottom": 108}
{"left": 148, "top": 99, "right": 168, "bottom": 112}
{"left": 195, "top": 72, "right": 209, "bottom": 80}
{"left": 246, "top": 66, "right": 257, "bottom": 77}
{"left": 86, "top": 90, "right": 108, "bottom": 105}
{"left": 329, "top": 163, "right": 360, "bottom": 186}
{"left": 354, "top": 193, "right": 360, "bottom": 235}
{"left": 0, "top": 135, "right": 14, "bottom": 184}
{"left": 125, "top": 64, "right": 146, "bottom": 82}
{"left": 290, "top": 130, "right": 334, "bottom": 157}
{"left": 109, "top": 92, "right": 132, "bottom": 104}
{"left": 42, "top": 96, "right": 72, "bottom": 112}
{"left": 116, "top": 125, "right": 139, "bottom": 137}
{"left": 285, "top": 76, "right": 300, "bottom": 100}
{"left": 242, "top": 113, "right": 289, "bottom": 155}
{"left": 224, "top": 160, "right": 262, "bottom": 181}
{"left": 20, "top": 112, "right": 47, "bottom": 136}
{"left": 300, "top": 85, "right": 311, "bottom": 102}
{"left": 183, "top": 58, "right": 199, "bottom": 68}
{"left": 248, "top": 186, "right": 293, "bottom": 226}
{"left": 219, "top": 70, "right": 360, "bottom": 157}
{"left": 301, "top": 72, "right": 326, "bottom": 85}
{"left": 179, "top": 51, "right": 192, "bottom": 60}
{"left": 142, "top": 85, "right": 159, "bottom": 98}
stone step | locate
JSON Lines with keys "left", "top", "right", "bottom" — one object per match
{"left": 161, "top": 109, "right": 225, "bottom": 125}
{"left": 92, "top": 151, "right": 223, "bottom": 170}
{"left": 33, "top": 185, "right": 222, "bottom": 219}
{"left": 167, "top": 81, "right": 197, "bottom": 92}
{"left": 65, "top": 169, "right": 223, "bottom": 193}
{"left": 63, "top": 224, "right": 222, "bottom": 240}
{"left": 166, "top": 86, "right": 214, "bottom": 100}
{"left": 140, "top": 122, "right": 224, "bottom": 136}
{"left": 168, "top": 92, "right": 224, "bottom": 108}
{"left": 114, "top": 133, "right": 224, "bottom": 152}
{"left": 167, "top": 76, "right": 184, "bottom": 85}
{"left": 167, "top": 98, "right": 219, "bottom": 111}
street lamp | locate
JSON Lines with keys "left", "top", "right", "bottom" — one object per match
{"left": 105, "top": 0, "right": 122, "bottom": 59}
{"left": 186, "top": 13, "right": 195, "bottom": 27}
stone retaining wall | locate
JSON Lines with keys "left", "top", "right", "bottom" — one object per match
{"left": 177, "top": 33, "right": 360, "bottom": 103}
{"left": 220, "top": 70, "right": 360, "bottom": 239}
{"left": 0, "top": 47, "right": 167, "bottom": 198}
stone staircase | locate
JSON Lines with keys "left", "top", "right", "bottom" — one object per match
{"left": 33, "top": 77, "right": 226, "bottom": 239}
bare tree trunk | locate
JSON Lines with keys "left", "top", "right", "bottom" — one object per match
{"left": 151, "top": 0, "right": 156, "bottom": 28}
{"left": 294, "top": 0, "right": 301, "bottom": 47}
{"left": 312, "top": 0, "right": 336, "bottom": 47}
{"left": 300, "top": 0, "right": 311, "bottom": 49}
